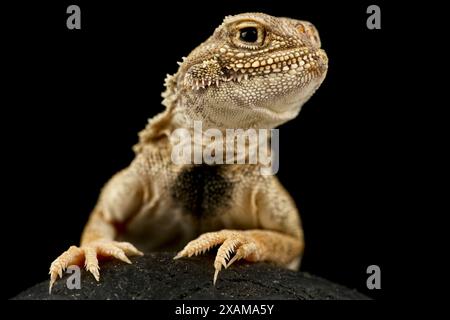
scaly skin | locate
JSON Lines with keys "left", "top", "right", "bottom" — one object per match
{"left": 49, "top": 12, "right": 328, "bottom": 293}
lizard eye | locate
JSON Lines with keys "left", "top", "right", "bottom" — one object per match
{"left": 239, "top": 27, "right": 258, "bottom": 43}
{"left": 233, "top": 22, "right": 266, "bottom": 48}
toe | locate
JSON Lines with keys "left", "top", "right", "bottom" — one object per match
{"left": 212, "top": 237, "right": 241, "bottom": 285}
{"left": 173, "top": 250, "right": 185, "bottom": 259}
{"left": 113, "top": 241, "right": 144, "bottom": 256}
{"left": 215, "top": 238, "right": 240, "bottom": 269}
{"left": 98, "top": 244, "right": 132, "bottom": 264}
{"left": 84, "top": 247, "right": 100, "bottom": 281}
{"left": 175, "top": 231, "right": 231, "bottom": 259}
{"left": 49, "top": 271, "right": 59, "bottom": 294}
{"left": 226, "top": 242, "right": 258, "bottom": 268}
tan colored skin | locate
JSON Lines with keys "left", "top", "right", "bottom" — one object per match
{"left": 49, "top": 12, "right": 328, "bottom": 292}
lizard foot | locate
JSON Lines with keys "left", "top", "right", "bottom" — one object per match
{"left": 49, "top": 240, "right": 143, "bottom": 293}
{"left": 174, "top": 230, "right": 264, "bottom": 285}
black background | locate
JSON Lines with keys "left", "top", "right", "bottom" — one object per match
{"left": 4, "top": 0, "right": 405, "bottom": 300}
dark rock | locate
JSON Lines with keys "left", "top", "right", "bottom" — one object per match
{"left": 13, "top": 252, "right": 369, "bottom": 300}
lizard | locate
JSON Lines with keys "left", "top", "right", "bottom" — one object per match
{"left": 48, "top": 12, "right": 328, "bottom": 293}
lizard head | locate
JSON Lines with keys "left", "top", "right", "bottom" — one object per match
{"left": 172, "top": 12, "right": 328, "bottom": 129}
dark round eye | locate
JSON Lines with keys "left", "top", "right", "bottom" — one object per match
{"left": 239, "top": 27, "right": 258, "bottom": 43}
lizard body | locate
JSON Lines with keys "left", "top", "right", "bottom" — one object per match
{"left": 49, "top": 12, "right": 328, "bottom": 292}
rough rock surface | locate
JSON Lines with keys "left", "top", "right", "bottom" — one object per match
{"left": 14, "top": 252, "right": 369, "bottom": 300}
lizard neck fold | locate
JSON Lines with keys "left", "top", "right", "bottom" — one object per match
{"left": 133, "top": 73, "right": 185, "bottom": 153}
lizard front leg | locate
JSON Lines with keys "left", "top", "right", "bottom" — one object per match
{"left": 175, "top": 176, "right": 304, "bottom": 284}
{"left": 49, "top": 168, "right": 148, "bottom": 293}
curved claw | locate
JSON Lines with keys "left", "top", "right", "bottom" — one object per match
{"left": 213, "top": 268, "right": 220, "bottom": 286}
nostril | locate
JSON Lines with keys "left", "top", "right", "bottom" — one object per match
{"left": 297, "top": 24, "right": 306, "bottom": 34}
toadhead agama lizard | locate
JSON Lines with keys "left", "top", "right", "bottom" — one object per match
{"left": 49, "top": 12, "right": 328, "bottom": 292}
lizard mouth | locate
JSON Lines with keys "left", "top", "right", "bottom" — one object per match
{"left": 185, "top": 48, "right": 327, "bottom": 91}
